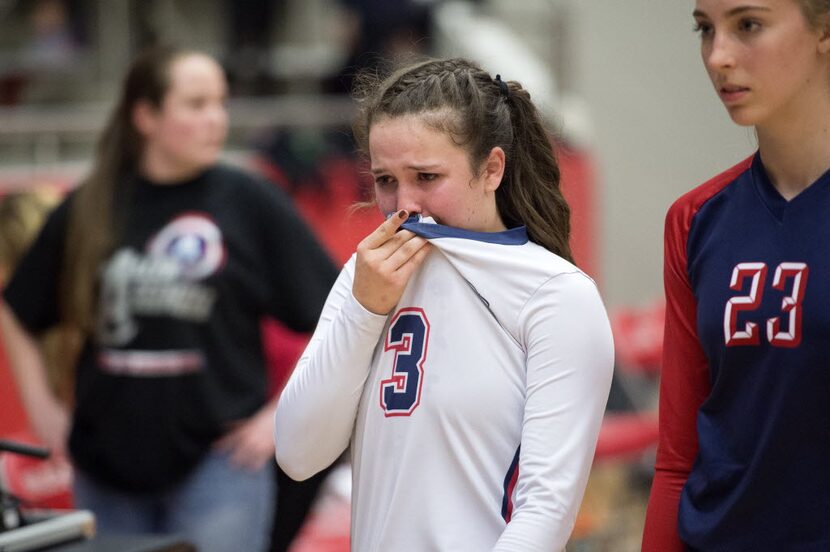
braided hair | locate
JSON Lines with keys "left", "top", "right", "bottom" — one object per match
{"left": 352, "top": 57, "right": 572, "bottom": 262}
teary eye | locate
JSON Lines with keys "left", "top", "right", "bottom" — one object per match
{"left": 375, "top": 175, "right": 395, "bottom": 187}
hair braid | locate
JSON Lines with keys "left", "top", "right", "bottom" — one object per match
{"left": 352, "top": 57, "right": 573, "bottom": 262}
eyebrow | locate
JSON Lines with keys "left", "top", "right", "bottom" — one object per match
{"left": 693, "top": 5, "right": 772, "bottom": 18}
{"left": 407, "top": 164, "right": 441, "bottom": 172}
{"left": 370, "top": 164, "right": 442, "bottom": 175}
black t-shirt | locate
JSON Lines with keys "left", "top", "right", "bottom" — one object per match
{"left": 3, "top": 164, "right": 338, "bottom": 492}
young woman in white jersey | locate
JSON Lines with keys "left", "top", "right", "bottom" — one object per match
{"left": 275, "top": 57, "right": 614, "bottom": 551}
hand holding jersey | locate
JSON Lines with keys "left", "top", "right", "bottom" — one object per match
{"left": 352, "top": 210, "right": 431, "bottom": 315}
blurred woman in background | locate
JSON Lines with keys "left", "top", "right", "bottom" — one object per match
{"left": 0, "top": 46, "right": 337, "bottom": 551}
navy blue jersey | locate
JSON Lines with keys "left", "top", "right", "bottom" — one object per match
{"left": 645, "top": 153, "right": 830, "bottom": 551}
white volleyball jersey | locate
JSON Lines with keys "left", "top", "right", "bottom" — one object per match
{"left": 275, "top": 219, "right": 614, "bottom": 551}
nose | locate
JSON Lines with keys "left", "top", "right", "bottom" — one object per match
{"left": 207, "top": 104, "right": 229, "bottom": 141}
{"left": 204, "top": 97, "right": 227, "bottom": 124}
{"left": 395, "top": 182, "right": 422, "bottom": 215}
{"left": 704, "top": 30, "right": 735, "bottom": 71}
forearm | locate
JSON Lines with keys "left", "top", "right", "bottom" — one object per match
{"left": 642, "top": 331, "right": 707, "bottom": 551}
{"left": 0, "top": 301, "right": 68, "bottom": 456}
{"left": 274, "top": 265, "right": 387, "bottom": 480}
{"left": 642, "top": 467, "right": 688, "bottom": 552}
{"left": 0, "top": 301, "right": 61, "bottom": 417}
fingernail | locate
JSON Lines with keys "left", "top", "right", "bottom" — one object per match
{"left": 398, "top": 209, "right": 407, "bottom": 219}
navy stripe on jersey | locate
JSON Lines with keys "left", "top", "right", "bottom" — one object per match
{"left": 501, "top": 446, "right": 521, "bottom": 522}
{"left": 401, "top": 217, "right": 528, "bottom": 245}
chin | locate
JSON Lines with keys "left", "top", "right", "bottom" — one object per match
{"left": 199, "top": 151, "right": 222, "bottom": 167}
{"left": 725, "top": 106, "right": 761, "bottom": 127}
{"left": 728, "top": 115, "right": 757, "bottom": 127}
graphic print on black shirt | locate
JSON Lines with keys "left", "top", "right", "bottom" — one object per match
{"left": 96, "top": 213, "right": 223, "bottom": 376}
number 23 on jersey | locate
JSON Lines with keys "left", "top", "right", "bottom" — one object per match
{"left": 724, "top": 262, "right": 808, "bottom": 347}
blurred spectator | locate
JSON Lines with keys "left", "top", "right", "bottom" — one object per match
{"left": 0, "top": 189, "right": 61, "bottom": 280}
{"left": 0, "top": 45, "right": 337, "bottom": 552}
{"left": 0, "top": 0, "right": 87, "bottom": 105}
{"left": 19, "top": 0, "right": 82, "bottom": 73}
{"left": 223, "top": 0, "right": 289, "bottom": 95}
{"left": 0, "top": 188, "right": 69, "bottom": 399}
{"left": 323, "top": 0, "right": 438, "bottom": 94}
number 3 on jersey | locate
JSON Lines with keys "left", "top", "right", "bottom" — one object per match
{"left": 380, "top": 308, "right": 430, "bottom": 417}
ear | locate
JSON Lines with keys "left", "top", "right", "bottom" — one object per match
{"left": 481, "top": 146, "right": 506, "bottom": 193}
{"left": 817, "top": 14, "right": 830, "bottom": 55}
{"left": 132, "top": 99, "right": 158, "bottom": 138}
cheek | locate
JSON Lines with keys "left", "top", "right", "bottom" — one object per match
{"left": 168, "top": 117, "right": 200, "bottom": 141}
{"left": 374, "top": 187, "right": 397, "bottom": 215}
{"left": 425, "top": 188, "right": 469, "bottom": 225}
{"left": 156, "top": 118, "right": 211, "bottom": 163}
{"left": 166, "top": 133, "right": 196, "bottom": 160}
{"left": 154, "top": 119, "right": 193, "bottom": 153}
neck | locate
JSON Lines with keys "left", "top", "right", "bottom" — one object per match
{"left": 756, "top": 88, "right": 830, "bottom": 201}
{"left": 140, "top": 148, "right": 204, "bottom": 184}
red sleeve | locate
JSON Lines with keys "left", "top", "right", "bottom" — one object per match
{"left": 641, "top": 157, "right": 752, "bottom": 552}
{"left": 641, "top": 198, "right": 710, "bottom": 551}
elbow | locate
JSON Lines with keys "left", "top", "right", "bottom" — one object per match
{"left": 274, "top": 445, "right": 318, "bottom": 482}
{"left": 273, "top": 414, "right": 321, "bottom": 482}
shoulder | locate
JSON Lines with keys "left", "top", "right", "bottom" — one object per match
{"left": 524, "top": 240, "right": 590, "bottom": 283}
{"left": 207, "top": 163, "right": 275, "bottom": 194}
{"left": 519, "top": 265, "right": 611, "bottom": 354}
{"left": 520, "top": 243, "right": 604, "bottom": 314}
{"left": 532, "top": 267, "right": 602, "bottom": 309}
{"left": 33, "top": 188, "right": 75, "bottom": 237}
{"left": 666, "top": 155, "right": 754, "bottom": 233}
{"left": 208, "top": 162, "right": 296, "bottom": 213}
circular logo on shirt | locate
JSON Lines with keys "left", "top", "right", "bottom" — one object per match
{"left": 147, "top": 213, "right": 225, "bottom": 279}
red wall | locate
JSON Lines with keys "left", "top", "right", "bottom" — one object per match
{"left": 0, "top": 326, "right": 28, "bottom": 437}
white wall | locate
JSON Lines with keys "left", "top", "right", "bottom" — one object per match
{"left": 562, "top": 1, "right": 756, "bottom": 307}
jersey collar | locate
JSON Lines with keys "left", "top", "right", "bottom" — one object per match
{"left": 400, "top": 215, "right": 529, "bottom": 245}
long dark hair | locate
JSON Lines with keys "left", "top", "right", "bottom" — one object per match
{"left": 352, "top": 57, "right": 572, "bottom": 262}
{"left": 61, "top": 45, "right": 188, "bottom": 334}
